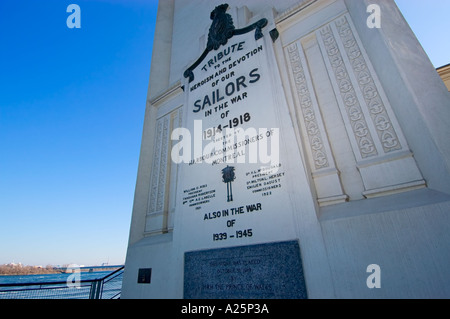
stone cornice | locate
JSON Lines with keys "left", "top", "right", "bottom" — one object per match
{"left": 275, "top": 0, "right": 318, "bottom": 24}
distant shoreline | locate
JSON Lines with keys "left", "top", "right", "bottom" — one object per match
{"left": 0, "top": 265, "right": 60, "bottom": 276}
{"left": 0, "top": 264, "right": 124, "bottom": 276}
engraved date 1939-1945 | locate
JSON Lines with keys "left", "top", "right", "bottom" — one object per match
{"left": 213, "top": 229, "right": 253, "bottom": 241}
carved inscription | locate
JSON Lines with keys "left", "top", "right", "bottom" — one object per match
{"left": 184, "top": 241, "right": 307, "bottom": 299}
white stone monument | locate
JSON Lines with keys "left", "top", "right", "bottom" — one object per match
{"left": 122, "top": 0, "right": 450, "bottom": 299}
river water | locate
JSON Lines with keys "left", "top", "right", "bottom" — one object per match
{"left": 0, "top": 271, "right": 122, "bottom": 299}
{"left": 0, "top": 271, "right": 113, "bottom": 285}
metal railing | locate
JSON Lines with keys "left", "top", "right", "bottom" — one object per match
{"left": 0, "top": 266, "right": 124, "bottom": 299}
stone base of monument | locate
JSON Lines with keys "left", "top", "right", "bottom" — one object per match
{"left": 184, "top": 240, "right": 307, "bottom": 299}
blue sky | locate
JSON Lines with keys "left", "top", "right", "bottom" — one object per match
{"left": 0, "top": 1, "right": 448, "bottom": 267}
{"left": 0, "top": 0, "right": 158, "bottom": 266}
{"left": 395, "top": 0, "right": 450, "bottom": 68}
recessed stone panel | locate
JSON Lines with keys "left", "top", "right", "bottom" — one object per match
{"left": 184, "top": 241, "right": 307, "bottom": 299}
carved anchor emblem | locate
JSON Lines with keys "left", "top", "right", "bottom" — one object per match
{"left": 184, "top": 3, "right": 269, "bottom": 83}
{"left": 207, "top": 4, "right": 235, "bottom": 51}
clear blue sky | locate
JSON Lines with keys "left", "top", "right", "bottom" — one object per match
{"left": 0, "top": 1, "right": 448, "bottom": 267}
{"left": 0, "top": 0, "right": 158, "bottom": 266}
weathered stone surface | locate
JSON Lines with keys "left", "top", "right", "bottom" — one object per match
{"left": 184, "top": 241, "right": 307, "bottom": 299}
